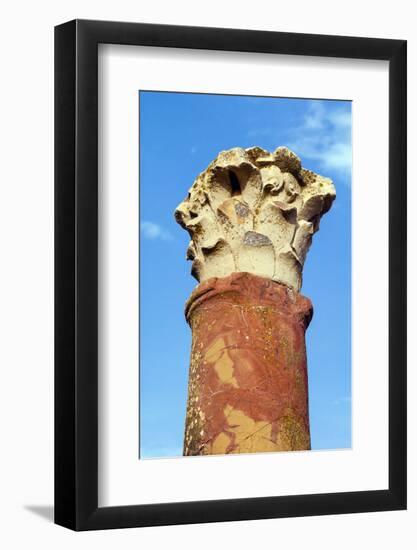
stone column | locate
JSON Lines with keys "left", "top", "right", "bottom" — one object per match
{"left": 175, "top": 146, "right": 335, "bottom": 455}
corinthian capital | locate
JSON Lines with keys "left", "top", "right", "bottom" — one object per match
{"left": 175, "top": 146, "right": 335, "bottom": 291}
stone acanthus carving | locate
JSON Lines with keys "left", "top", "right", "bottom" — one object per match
{"left": 175, "top": 147, "right": 335, "bottom": 291}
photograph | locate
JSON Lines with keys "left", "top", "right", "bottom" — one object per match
{"left": 52, "top": 16, "right": 406, "bottom": 533}
{"left": 0, "top": 1, "right": 410, "bottom": 544}
{"left": 139, "top": 92, "right": 352, "bottom": 458}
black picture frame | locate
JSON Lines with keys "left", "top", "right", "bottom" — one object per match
{"left": 55, "top": 19, "right": 407, "bottom": 531}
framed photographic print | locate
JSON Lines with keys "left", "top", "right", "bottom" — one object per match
{"left": 55, "top": 19, "right": 407, "bottom": 530}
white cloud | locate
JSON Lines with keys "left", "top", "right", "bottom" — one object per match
{"left": 303, "top": 101, "right": 326, "bottom": 129}
{"left": 289, "top": 100, "right": 352, "bottom": 176}
{"left": 289, "top": 136, "right": 351, "bottom": 172}
{"left": 325, "top": 142, "right": 352, "bottom": 171}
{"left": 141, "top": 221, "right": 173, "bottom": 241}
{"left": 327, "top": 109, "right": 351, "bottom": 128}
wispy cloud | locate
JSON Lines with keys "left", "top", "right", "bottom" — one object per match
{"left": 288, "top": 101, "right": 352, "bottom": 176}
{"left": 304, "top": 101, "right": 327, "bottom": 129}
{"left": 141, "top": 221, "right": 173, "bottom": 241}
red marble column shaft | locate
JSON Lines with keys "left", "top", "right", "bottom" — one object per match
{"left": 183, "top": 272, "right": 313, "bottom": 456}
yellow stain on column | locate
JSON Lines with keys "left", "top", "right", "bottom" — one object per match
{"left": 210, "top": 405, "right": 279, "bottom": 454}
{"left": 205, "top": 338, "right": 238, "bottom": 388}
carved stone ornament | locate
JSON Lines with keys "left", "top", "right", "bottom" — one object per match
{"left": 175, "top": 147, "right": 336, "bottom": 291}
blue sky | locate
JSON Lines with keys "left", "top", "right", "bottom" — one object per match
{"left": 139, "top": 91, "right": 351, "bottom": 458}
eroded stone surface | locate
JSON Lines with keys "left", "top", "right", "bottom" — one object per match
{"left": 183, "top": 272, "right": 312, "bottom": 456}
{"left": 175, "top": 146, "right": 335, "bottom": 291}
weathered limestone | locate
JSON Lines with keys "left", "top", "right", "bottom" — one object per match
{"left": 175, "top": 147, "right": 335, "bottom": 455}
{"left": 175, "top": 146, "right": 335, "bottom": 291}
